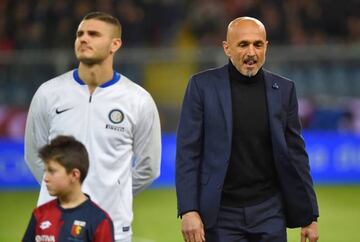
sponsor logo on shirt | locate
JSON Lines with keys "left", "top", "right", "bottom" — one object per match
{"left": 71, "top": 220, "right": 86, "bottom": 238}
{"left": 39, "top": 221, "right": 52, "bottom": 230}
{"left": 105, "top": 124, "right": 125, "bottom": 132}
{"left": 55, "top": 107, "right": 73, "bottom": 114}
{"left": 35, "top": 235, "right": 55, "bottom": 242}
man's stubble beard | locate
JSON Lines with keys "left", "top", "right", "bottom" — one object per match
{"left": 77, "top": 56, "right": 104, "bottom": 65}
{"left": 246, "top": 70, "right": 256, "bottom": 77}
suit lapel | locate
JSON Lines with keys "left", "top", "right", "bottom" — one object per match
{"left": 214, "top": 65, "right": 232, "bottom": 141}
{"left": 264, "top": 70, "right": 282, "bottom": 127}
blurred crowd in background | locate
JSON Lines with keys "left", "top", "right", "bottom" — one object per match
{"left": 0, "top": 0, "right": 360, "bottom": 138}
{"left": 1, "top": 0, "right": 360, "bottom": 50}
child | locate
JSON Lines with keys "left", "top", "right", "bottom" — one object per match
{"left": 22, "top": 135, "right": 115, "bottom": 242}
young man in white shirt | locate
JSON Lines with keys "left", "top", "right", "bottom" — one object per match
{"left": 24, "top": 12, "right": 161, "bottom": 242}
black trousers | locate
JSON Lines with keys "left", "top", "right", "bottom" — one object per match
{"left": 205, "top": 194, "right": 287, "bottom": 242}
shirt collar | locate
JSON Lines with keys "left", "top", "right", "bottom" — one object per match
{"left": 73, "top": 69, "right": 121, "bottom": 87}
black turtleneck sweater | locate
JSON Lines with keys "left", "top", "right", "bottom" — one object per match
{"left": 221, "top": 61, "right": 278, "bottom": 207}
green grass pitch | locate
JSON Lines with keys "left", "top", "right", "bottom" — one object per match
{"left": 0, "top": 186, "right": 359, "bottom": 242}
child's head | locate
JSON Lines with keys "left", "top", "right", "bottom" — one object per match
{"left": 39, "top": 135, "right": 89, "bottom": 184}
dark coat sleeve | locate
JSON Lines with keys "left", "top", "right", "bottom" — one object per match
{"left": 285, "top": 83, "right": 319, "bottom": 224}
{"left": 176, "top": 75, "right": 204, "bottom": 216}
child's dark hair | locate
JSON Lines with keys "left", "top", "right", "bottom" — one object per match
{"left": 39, "top": 135, "right": 89, "bottom": 183}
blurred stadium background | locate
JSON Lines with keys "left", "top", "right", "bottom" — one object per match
{"left": 0, "top": 0, "right": 359, "bottom": 241}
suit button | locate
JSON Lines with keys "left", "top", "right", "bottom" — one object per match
{"left": 217, "top": 185, "right": 222, "bottom": 190}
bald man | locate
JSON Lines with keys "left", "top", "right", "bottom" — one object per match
{"left": 176, "top": 17, "right": 319, "bottom": 242}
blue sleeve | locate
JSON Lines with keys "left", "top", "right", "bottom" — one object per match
{"left": 22, "top": 213, "right": 37, "bottom": 242}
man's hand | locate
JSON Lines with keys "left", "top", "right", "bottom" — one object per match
{"left": 301, "top": 221, "right": 319, "bottom": 242}
{"left": 181, "top": 211, "right": 205, "bottom": 242}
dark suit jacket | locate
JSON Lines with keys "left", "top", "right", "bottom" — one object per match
{"left": 176, "top": 64, "right": 319, "bottom": 228}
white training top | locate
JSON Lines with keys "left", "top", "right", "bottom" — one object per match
{"left": 24, "top": 69, "right": 161, "bottom": 241}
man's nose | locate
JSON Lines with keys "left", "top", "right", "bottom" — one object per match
{"left": 247, "top": 45, "right": 255, "bottom": 56}
{"left": 78, "top": 34, "right": 88, "bottom": 43}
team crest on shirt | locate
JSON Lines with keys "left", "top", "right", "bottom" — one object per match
{"left": 70, "top": 220, "right": 86, "bottom": 238}
{"left": 109, "top": 109, "right": 124, "bottom": 124}
{"left": 106, "top": 109, "right": 125, "bottom": 132}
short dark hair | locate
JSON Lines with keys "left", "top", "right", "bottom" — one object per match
{"left": 39, "top": 135, "right": 89, "bottom": 183}
{"left": 82, "top": 11, "right": 122, "bottom": 38}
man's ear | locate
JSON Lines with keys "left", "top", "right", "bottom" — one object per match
{"left": 110, "top": 38, "right": 122, "bottom": 54}
{"left": 222, "top": 41, "right": 231, "bottom": 57}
